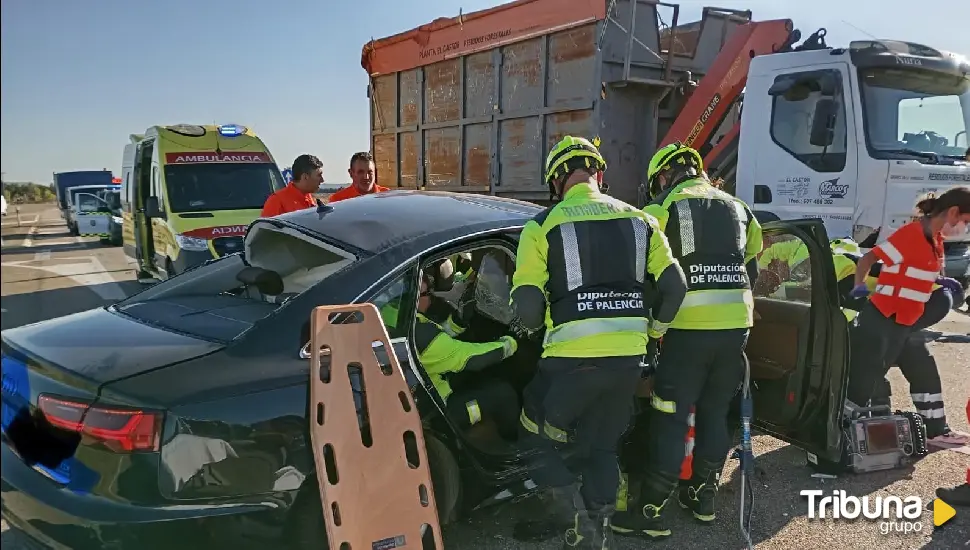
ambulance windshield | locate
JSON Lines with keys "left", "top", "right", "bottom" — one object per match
{"left": 164, "top": 163, "right": 285, "bottom": 213}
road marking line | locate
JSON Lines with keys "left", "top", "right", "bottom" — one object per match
{"left": 0, "top": 256, "right": 128, "bottom": 301}
{"left": 0, "top": 214, "right": 39, "bottom": 227}
{"left": 22, "top": 225, "right": 39, "bottom": 248}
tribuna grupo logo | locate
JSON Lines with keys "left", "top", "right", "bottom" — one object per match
{"left": 801, "top": 490, "right": 925, "bottom": 535}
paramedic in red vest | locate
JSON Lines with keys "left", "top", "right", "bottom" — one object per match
{"left": 261, "top": 154, "right": 322, "bottom": 216}
{"left": 845, "top": 187, "right": 970, "bottom": 407}
{"left": 327, "top": 151, "right": 389, "bottom": 203}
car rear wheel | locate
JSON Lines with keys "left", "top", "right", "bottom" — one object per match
{"left": 285, "top": 434, "right": 461, "bottom": 549}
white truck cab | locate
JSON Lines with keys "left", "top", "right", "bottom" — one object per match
{"left": 736, "top": 39, "right": 970, "bottom": 280}
{"left": 67, "top": 184, "right": 113, "bottom": 237}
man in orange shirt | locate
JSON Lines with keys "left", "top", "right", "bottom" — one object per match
{"left": 328, "top": 151, "right": 389, "bottom": 203}
{"left": 261, "top": 154, "right": 323, "bottom": 216}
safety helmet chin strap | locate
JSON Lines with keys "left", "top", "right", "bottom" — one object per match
{"left": 548, "top": 177, "right": 563, "bottom": 202}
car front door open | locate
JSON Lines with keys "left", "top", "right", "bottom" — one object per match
{"left": 749, "top": 219, "right": 849, "bottom": 463}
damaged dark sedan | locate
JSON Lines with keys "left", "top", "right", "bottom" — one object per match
{"left": 1, "top": 191, "right": 851, "bottom": 549}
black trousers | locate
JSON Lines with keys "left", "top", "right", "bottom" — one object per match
{"left": 646, "top": 328, "right": 748, "bottom": 477}
{"left": 447, "top": 380, "right": 520, "bottom": 441}
{"left": 519, "top": 355, "right": 642, "bottom": 509}
{"left": 870, "top": 335, "right": 947, "bottom": 429}
{"left": 846, "top": 302, "right": 914, "bottom": 407}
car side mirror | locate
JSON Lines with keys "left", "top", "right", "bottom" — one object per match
{"left": 810, "top": 98, "right": 838, "bottom": 147}
{"left": 145, "top": 196, "right": 165, "bottom": 219}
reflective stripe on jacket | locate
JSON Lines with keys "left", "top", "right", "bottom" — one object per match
{"left": 870, "top": 222, "right": 943, "bottom": 326}
{"left": 413, "top": 313, "right": 514, "bottom": 401}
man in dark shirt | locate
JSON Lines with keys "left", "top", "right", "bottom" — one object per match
{"left": 262, "top": 154, "right": 323, "bottom": 216}
{"left": 328, "top": 151, "right": 389, "bottom": 203}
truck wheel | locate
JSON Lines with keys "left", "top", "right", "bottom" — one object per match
{"left": 285, "top": 434, "right": 461, "bottom": 550}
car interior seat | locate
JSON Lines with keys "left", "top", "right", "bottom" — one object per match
{"left": 236, "top": 266, "right": 284, "bottom": 301}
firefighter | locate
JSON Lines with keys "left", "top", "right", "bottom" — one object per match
{"left": 414, "top": 268, "right": 522, "bottom": 441}
{"left": 846, "top": 187, "right": 970, "bottom": 409}
{"left": 510, "top": 136, "right": 687, "bottom": 549}
{"left": 612, "top": 143, "right": 762, "bottom": 539}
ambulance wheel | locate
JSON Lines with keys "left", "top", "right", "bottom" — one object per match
{"left": 285, "top": 435, "right": 460, "bottom": 550}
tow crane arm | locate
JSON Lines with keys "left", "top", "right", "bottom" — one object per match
{"left": 660, "top": 20, "right": 831, "bottom": 188}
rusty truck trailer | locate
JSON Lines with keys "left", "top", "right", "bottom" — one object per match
{"left": 361, "top": 0, "right": 753, "bottom": 205}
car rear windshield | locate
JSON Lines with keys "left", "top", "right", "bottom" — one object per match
{"left": 112, "top": 225, "right": 358, "bottom": 342}
{"left": 164, "top": 162, "right": 284, "bottom": 213}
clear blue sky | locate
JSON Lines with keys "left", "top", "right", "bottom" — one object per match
{"left": 1, "top": 0, "right": 967, "bottom": 183}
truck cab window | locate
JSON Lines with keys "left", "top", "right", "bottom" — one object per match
{"left": 769, "top": 70, "right": 848, "bottom": 173}
{"left": 860, "top": 67, "right": 970, "bottom": 160}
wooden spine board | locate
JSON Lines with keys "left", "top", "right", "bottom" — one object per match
{"left": 309, "top": 303, "right": 444, "bottom": 549}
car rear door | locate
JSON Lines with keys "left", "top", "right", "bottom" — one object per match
{"left": 749, "top": 219, "right": 849, "bottom": 463}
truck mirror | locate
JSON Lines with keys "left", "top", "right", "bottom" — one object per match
{"left": 145, "top": 196, "right": 165, "bottom": 219}
{"left": 810, "top": 98, "right": 838, "bottom": 147}
{"left": 818, "top": 73, "right": 838, "bottom": 97}
{"left": 767, "top": 78, "right": 794, "bottom": 96}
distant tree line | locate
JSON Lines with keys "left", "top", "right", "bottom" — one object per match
{"left": 2, "top": 182, "right": 56, "bottom": 203}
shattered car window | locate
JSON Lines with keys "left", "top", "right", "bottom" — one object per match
{"left": 473, "top": 252, "right": 515, "bottom": 325}
{"left": 753, "top": 234, "right": 813, "bottom": 303}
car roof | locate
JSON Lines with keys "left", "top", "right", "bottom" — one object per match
{"left": 272, "top": 190, "right": 542, "bottom": 255}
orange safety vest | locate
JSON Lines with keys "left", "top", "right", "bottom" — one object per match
{"left": 869, "top": 221, "right": 943, "bottom": 327}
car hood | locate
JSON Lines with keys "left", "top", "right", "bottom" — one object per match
{"left": 1, "top": 307, "right": 223, "bottom": 386}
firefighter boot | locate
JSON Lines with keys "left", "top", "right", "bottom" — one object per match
{"left": 609, "top": 473, "right": 676, "bottom": 539}
{"left": 563, "top": 505, "right": 616, "bottom": 549}
{"left": 513, "top": 483, "right": 583, "bottom": 542}
{"left": 678, "top": 458, "right": 722, "bottom": 523}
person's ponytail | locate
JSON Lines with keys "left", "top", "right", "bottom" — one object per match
{"left": 916, "top": 186, "right": 970, "bottom": 217}
{"left": 916, "top": 196, "right": 938, "bottom": 216}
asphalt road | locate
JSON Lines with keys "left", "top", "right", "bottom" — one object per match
{"left": 2, "top": 204, "right": 968, "bottom": 550}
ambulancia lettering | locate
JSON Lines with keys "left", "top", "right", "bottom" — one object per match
{"left": 165, "top": 152, "right": 270, "bottom": 164}
{"left": 212, "top": 226, "right": 247, "bottom": 236}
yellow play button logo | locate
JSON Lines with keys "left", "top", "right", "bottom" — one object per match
{"left": 933, "top": 498, "right": 956, "bottom": 527}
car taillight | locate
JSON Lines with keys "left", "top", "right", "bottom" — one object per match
{"left": 38, "top": 395, "right": 161, "bottom": 452}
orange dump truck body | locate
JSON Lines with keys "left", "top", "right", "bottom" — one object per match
{"left": 361, "top": 0, "right": 753, "bottom": 205}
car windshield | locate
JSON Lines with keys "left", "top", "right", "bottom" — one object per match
{"left": 111, "top": 223, "right": 359, "bottom": 342}
{"left": 859, "top": 66, "right": 970, "bottom": 159}
{"left": 77, "top": 193, "right": 106, "bottom": 213}
{"left": 70, "top": 187, "right": 104, "bottom": 206}
{"left": 164, "top": 162, "right": 284, "bottom": 213}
